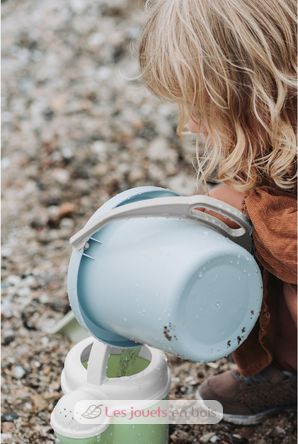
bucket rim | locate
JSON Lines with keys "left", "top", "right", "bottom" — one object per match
{"left": 67, "top": 186, "right": 179, "bottom": 345}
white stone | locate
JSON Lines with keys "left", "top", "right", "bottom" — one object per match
{"left": 13, "top": 366, "right": 26, "bottom": 379}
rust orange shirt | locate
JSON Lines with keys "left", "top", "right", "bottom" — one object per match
{"left": 232, "top": 186, "right": 297, "bottom": 376}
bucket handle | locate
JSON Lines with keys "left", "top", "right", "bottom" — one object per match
{"left": 87, "top": 339, "right": 110, "bottom": 386}
{"left": 70, "top": 195, "right": 252, "bottom": 251}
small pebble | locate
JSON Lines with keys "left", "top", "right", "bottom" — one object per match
{"left": 7, "top": 275, "right": 21, "bottom": 287}
{"left": 171, "top": 376, "right": 180, "bottom": 384}
{"left": 1, "top": 412, "right": 19, "bottom": 422}
{"left": 31, "top": 394, "right": 48, "bottom": 412}
{"left": 206, "top": 362, "right": 219, "bottom": 369}
{"left": 1, "top": 433, "right": 13, "bottom": 440}
{"left": 185, "top": 376, "right": 198, "bottom": 385}
{"left": 232, "top": 434, "right": 248, "bottom": 444}
{"left": 200, "top": 432, "right": 215, "bottom": 443}
{"left": 12, "top": 366, "right": 26, "bottom": 379}
{"left": 275, "top": 426, "right": 286, "bottom": 435}
{"left": 58, "top": 202, "right": 77, "bottom": 218}
{"left": 2, "top": 333, "right": 15, "bottom": 346}
{"left": 171, "top": 430, "right": 189, "bottom": 440}
{"left": 1, "top": 423, "right": 14, "bottom": 433}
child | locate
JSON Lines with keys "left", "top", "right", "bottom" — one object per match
{"left": 138, "top": 0, "right": 297, "bottom": 424}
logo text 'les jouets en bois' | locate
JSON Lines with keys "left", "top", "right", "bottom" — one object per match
{"left": 75, "top": 400, "right": 223, "bottom": 425}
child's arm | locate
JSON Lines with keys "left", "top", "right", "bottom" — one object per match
{"left": 207, "top": 184, "right": 297, "bottom": 286}
{"left": 207, "top": 183, "right": 246, "bottom": 213}
{"left": 195, "top": 183, "right": 246, "bottom": 229}
{"left": 243, "top": 186, "right": 297, "bottom": 285}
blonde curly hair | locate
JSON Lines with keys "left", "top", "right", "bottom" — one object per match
{"left": 138, "top": 0, "right": 297, "bottom": 191}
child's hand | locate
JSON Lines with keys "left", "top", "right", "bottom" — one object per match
{"left": 196, "top": 184, "right": 247, "bottom": 229}
{"left": 207, "top": 184, "right": 246, "bottom": 212}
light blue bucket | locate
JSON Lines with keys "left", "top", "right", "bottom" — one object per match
{"left": 68, "top": 186, "right": 262, "bottom": 362}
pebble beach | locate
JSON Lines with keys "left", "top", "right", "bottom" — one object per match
{"left": 2, "top": 0, "right": 297, "bottom": 443}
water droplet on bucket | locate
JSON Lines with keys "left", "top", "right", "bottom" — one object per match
{"left": 215, "top": 301, "right": 221, "bottom": 310}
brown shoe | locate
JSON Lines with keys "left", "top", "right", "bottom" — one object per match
{"left": 196, "top": 365, "right": 297, "bottom": 425}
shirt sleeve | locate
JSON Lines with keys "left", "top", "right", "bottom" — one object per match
{"left": 244, "top": 186, "right": 297, "bottom": 285}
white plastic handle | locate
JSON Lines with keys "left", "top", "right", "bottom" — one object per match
{"left": 70, "top": 195, "right": 252, "bottom": 251}
{"left": 87, "top": 340, "right": 110, "bottom": 386}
